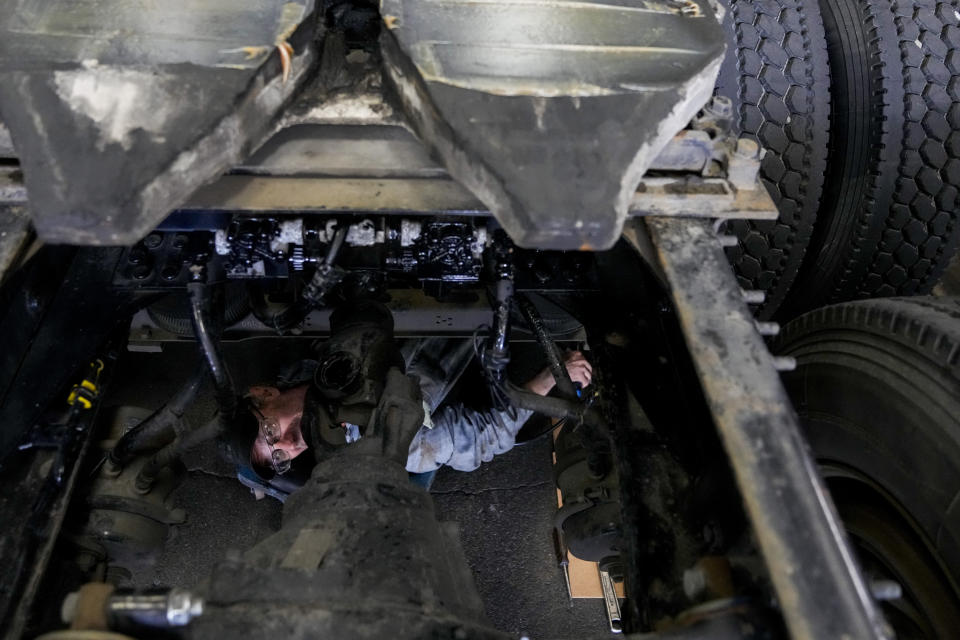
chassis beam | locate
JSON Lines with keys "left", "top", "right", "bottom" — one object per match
{"left": 643, "top": 217, "right": 890, "bottom": 640}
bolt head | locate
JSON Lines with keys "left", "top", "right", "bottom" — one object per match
{"left": 735, "top": 138, "right": 761, "bottom": 158}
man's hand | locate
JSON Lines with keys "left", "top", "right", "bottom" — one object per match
{"left": 524, "top": 350, "right": 593, "bottom": 396}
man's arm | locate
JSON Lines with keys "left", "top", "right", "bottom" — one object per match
{"left": 405, "top": 351, "right": 592, "bottom": 473}
{"left": 405, "top": 403, "right": 535, "bottom": 473}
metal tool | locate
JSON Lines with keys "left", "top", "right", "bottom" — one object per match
{"left": 552, "top": 528, "right": 572, "bottom": 602}
{"left": 599, "top": 568, "right": 623, "bottom": 634}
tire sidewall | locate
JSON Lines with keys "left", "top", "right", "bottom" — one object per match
{"left": 782, "top": 327, "right": 960, "bottom": 581}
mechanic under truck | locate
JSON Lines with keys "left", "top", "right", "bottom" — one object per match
{"left": 2, "top": 0, "right": 960, "bottom": 638}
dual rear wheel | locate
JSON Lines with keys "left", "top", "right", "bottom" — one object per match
{"left": 718, "top": 0, "right": 960, "bottom": 317}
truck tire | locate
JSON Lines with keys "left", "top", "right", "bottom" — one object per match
{"left": 715, "top": 0, "right": 831, "bottom": 318}
{"left": 777, "top": 297, "right": 960, "bottom": 637}
{"left": 785, "top": 0, "right": 960, "bottom": 314}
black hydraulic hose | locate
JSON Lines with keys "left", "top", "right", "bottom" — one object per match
{"left": 107, "top": 361, "right": 205, "bottom": 469}
{"left": 504, "top": 383, "right": 608, "bottom": 434}
{"left": 135, "top": 282, "right": 236, "bottom": 492}
{"left": 486, "top": 232, "right": 514, "bottom": 371}
{"left": 481, "top": 231, "right": 515, "bottom": 412}
{"left": 479, "top": 237, "right": 604, "bottom": 436}
{"left": 514, "top": 293, "right": 578, "bottom": 399}
{"left": 482, "top": 276, "right": 514, "bottom": 411}
{"left": 254, "top": 226, "right": 348, "bottom": 333}
{"left": 187, "top": 282, "right": 235, "bottom": 411}
{"left": 135, "top": 417, "right": 221, "bottom": 493}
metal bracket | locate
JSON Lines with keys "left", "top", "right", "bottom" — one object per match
{"left": 639, "top": 216, "right": 891, "bottom": 640}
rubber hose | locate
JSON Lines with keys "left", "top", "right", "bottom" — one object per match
{"left": 135, "top": 282, "right": 236, "bottom": 492}
{"left": 186, "top": 283, "right": 235, "bottom": 409}
{"left": 135, "top": 416, "right": 223, "bottom": 493}
{"left": 504, "top": 383, "right": 608, "bottom": 435}
{"left": 515, "top": 293, "right": 578, "bottom": 399}
{"left": 108, "top": 361, "right": 205, "bottom": 467}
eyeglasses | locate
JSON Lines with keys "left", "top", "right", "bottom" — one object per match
{"left": 250, "top": 404, "right": 292, "bottom": 475}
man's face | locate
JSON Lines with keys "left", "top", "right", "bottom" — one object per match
{"left": 247, "top": 384, "right": 309, "bottom": 473}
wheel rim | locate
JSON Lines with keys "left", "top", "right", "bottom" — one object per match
{"left": 821, "top": 464, "right": 960, "bottom": 639}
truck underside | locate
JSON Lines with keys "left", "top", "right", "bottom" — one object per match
{"left": 2, "top": 1, "right": 960, "bottom": 638}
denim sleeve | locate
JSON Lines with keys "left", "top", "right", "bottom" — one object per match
{"left": 402, "top": 337, "right": 475, "bottom": 414}
{"left": 401, "top": 336, "right": 536, "bottom": 472}
{"left": 405, "top": 405, "right": 534, "bottom": 473}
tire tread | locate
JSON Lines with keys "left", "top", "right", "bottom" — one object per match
{"left": 717, "top": 0, "right": 832, "bottom": 317}
{"left": 776, "top": 295, "right": 960, "bottom": 379}
{"left": 789, "top": 0, "right": 960, "bottom": 311}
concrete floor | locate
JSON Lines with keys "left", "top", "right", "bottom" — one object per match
{"left": 430, "top": 439, "right": 609, "bottom": 638}
{"left": 107, "top": 342, "right": 610, "bottom": 638}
